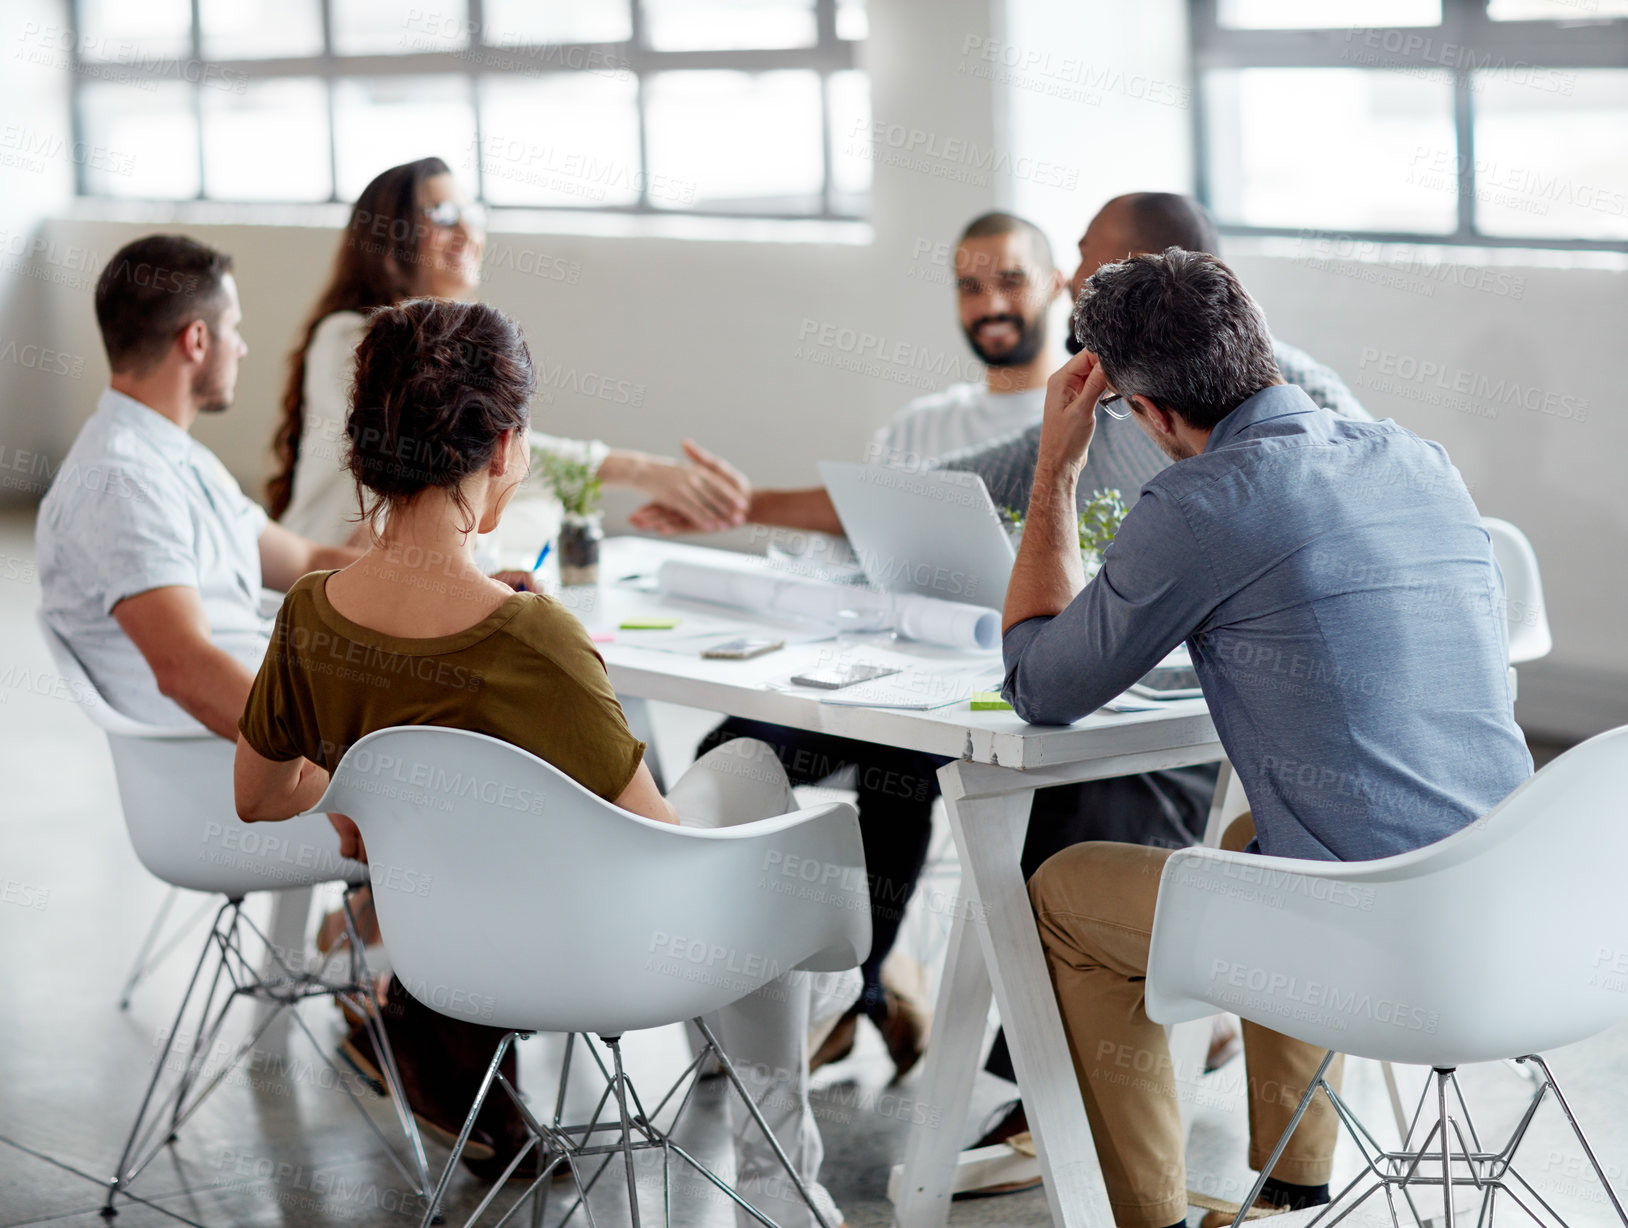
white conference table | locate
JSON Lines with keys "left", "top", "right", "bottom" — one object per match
{"left": 557, "top": 536, "right": 1226, "bottom": 1228}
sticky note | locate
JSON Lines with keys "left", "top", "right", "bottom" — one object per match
{"left": 970, "top": 691, "right": 1012, "bottom": 711}
{"left": 590, "top": 632, "right": 616, "bottom": 643}
{"left": 619, "top": 617, "right": 681, "bottom": 631}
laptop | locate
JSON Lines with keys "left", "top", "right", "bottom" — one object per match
{"left": 818, "top": 462, "right": 1015, "bottom": 610}
{"left": 820, "top": 461, "right": 1203, "bottom": 699}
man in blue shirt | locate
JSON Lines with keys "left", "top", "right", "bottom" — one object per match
{"left": 1005, "top": 248, "right": 1531, "bottom": 1228}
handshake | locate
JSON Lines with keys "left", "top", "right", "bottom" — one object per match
{"left": 615, "top": 439, "right": 755, "bottom": 536}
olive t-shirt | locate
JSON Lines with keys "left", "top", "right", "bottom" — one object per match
{"left": 238, "top": 571, "right": 645, "bottom": 802}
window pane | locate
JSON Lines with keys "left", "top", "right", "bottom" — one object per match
{"left": 643, "top": 0, "right": 817, "bottom": 51}
{"left": 200, "top": 0, "right": 323, "bottom": 59}
{"left": 478, "top": 73, "right": 643, "bottom": 207}
{"left": 78, "top": 81, "right": 199, "bottom": 199}
{"left": 645, "top": 70, "right": 824, "bottom": 213}
{"left": 202, "top": 78, "right": 330, "bottom": 201}
{"left": 828, "top": 69, "right": 870, "bottom": 214}
{"left": 484, "top": 0, "right": 632, "bottom": 44}
{"left": 837, "top": 0, "right": 868, "bottom": 40}
{"left": 1488, "top": 0, "right": 1628, "bottom": 18}
{"left": 333, "top": 77, "right": 477, "bottom": 201}
{"left": 334, "top": 0, "right": 467, "bottom": 55}
{"left": 76, "top": 0, "right": 191, "bottom": 61}
{"left": 1473, "top": 68, "right": 1628, "bottom": 239}
{"left": 1217, "top": 0, "right": 1440, "bottom": 27}
{"left": 1205, "top": 68, "right": 1456, "bottom": 232}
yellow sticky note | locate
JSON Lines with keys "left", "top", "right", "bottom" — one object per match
{"left": 620, "top": 617, "right": 682, "bottom": 630}
{"left": 970, "top": 691, "right": 1012, "bottom": 711}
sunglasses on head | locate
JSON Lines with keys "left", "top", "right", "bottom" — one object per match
{"left": 420, "top": 200, "right": 487, "bottom": 230}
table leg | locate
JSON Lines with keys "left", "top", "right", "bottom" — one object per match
{"left": 898, "top": 761, "right": 1119, "bottom": 1228}
{"left": 893, "top": 874, "right": 995, "bottom": 1228}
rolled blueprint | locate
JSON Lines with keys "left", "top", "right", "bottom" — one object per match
{"left": 656, "top": 560, "right": 1000, "bottom": 651}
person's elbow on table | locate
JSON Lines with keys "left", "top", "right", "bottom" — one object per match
{"left": 999, "top": 617, "right": 1083, "bottom": 726}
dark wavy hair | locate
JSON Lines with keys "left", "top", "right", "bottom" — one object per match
{"left": 347, "top": 298, "right": 535, "bottom": 535}
{"left": 268, "top": 156, "right": 451, "bottom": 519}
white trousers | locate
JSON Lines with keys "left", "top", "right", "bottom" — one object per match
{"left": 669, "top": 737, "right": 858, "bottom": 1228}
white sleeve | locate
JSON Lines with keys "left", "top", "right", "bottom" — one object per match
{"left": 283, "top": 313, "right": 367, "bottom": 545}
{"left": 527, "top": 431, "right": 610, "bottom": 478}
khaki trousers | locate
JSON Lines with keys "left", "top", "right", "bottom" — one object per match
{"left": 1027, "top": 814, "right": 1345, "bottom": 1228}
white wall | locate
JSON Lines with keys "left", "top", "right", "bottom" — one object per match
{"left": 0, "top": 0, "right": 75, "bottom": 486}
{"left": 1228, "top": 239, "right": 1628, "bottom": 739}
{"left": 1002, "top": 0, "right": 1193, "bottom": 242}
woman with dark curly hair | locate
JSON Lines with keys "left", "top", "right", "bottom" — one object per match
{"left": 270, "top": 157, "right": 748, "bottom": 548}
{"left": 235, "top": 298, "right": 852, "bottom": 1226}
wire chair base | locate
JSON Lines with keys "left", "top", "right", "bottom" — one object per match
{"left": 421, "top": 1018, "right": 836, "bottom": 1228}
{"left": 1223, "top": 1052, "right": 1628, "bottom": 1228}
{"left": 101, "top": 889, "right": 431, "bottom": 1219}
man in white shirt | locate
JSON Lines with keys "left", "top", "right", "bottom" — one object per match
{"left": 38, "top": 235, "right": 360, "bottom": 736}
{"left": 871, "top": 211, "right": 1067, "bottom": 462}
{"left": 731, "top": 211, "right": 1067, "bottom": 532}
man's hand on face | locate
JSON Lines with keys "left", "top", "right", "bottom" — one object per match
{"left": 1037, "top": 348, "right": 1109, "bottom": 479}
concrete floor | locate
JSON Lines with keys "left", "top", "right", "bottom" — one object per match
{"left": 1, "top": 505, "right": 1622, "bottom": 1228}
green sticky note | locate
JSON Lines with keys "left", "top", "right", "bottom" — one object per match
{"left": 970, "top": 691, "right": 1012, "bottom": 711}
{"left": 620, "top": 617, "right": 682, "bottom": 630}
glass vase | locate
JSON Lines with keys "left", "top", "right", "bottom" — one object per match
{"left": 558, "top": 512, "right": 602, "bottom": 587}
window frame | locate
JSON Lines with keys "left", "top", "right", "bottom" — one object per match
{"left": 1190, "top": 0, "right": 1628, "bottom": 252}
{"left": 66, "top": 0, "right": 864, "bottom": 221}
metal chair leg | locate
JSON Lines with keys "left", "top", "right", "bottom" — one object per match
{"left": 1226, "top": 1049, "right": 1340, "bottom": 1228}
{"left": 604, "top": 1037, "right": 644, "bottom": 1228}
{"left": 694, "top": 1015, "right": 838, "bottom": 1228}
{"left": 1523, "top": 1055, "right": 1628, "bottom": 1225}
{"left": 103, "top": 899, "right": 234, "bottom": 1216}
{"left": 105, "top": 893, "right": 431, "bottom": 1217}
{"left": 118, "top": 887, "right": 178, "bottom": 1010}
{"left": 420, "top": 1032, "right": 518, "bottom": 1228}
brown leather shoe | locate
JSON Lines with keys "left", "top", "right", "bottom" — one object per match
{"left": 951, "top": 1100, "right": 1043, "bottom": 1199}
{"left": 339, "top": 1023, "right": 497, "bottom": 1162}
{"left": 874, "top": 988, "right": 929, "bottom": 1081}
{"left": 1196, "top": 1194, "right": 1292, "bottom": 1225}
{"left": 971, "top": 1099, "right": 1028, "bottom": 1150}
{"left": 811, "top": 1004, "right": 860, "bottom": 1072}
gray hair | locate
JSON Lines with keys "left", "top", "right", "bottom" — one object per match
{"left": 1070, "top": 248, "right": 1281, "bottom": 431}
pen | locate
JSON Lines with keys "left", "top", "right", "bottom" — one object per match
{"left": 517, "top": 541, "right": 552, "bottom": 592}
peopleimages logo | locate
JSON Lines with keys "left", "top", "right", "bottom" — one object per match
{"left": 1209, "top": 960, "right": 1439, "bottom": 1034}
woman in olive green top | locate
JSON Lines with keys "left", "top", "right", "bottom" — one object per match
{"left": 232, "top": 299, "right": 846, "bottom": 1227}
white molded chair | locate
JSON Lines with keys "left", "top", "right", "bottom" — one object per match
{"left": 35, "top": 614, "right": 429, "bottom": 1216}
{"left": 312, "top": 725, "right": 871, "bottom": 1228}
{"left": 1483, "top": 517, "right": 1552, "bottom": 665}
{"left": 1149, "top": 725, "right": 1628, "bottom": 1227}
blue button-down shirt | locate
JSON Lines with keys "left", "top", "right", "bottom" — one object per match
{"left": 1001, "top": 384, "right": 1533, "bottom": 862}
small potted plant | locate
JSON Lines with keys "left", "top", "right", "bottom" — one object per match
{"left": 1077, "top": 488, "right": 1129, "bottom": 577}
{"left": 1002, "top": 488, "right": 1129, "bottom": 579}
{"left": 533, "top": 448, "right": 603, "bottom": 586}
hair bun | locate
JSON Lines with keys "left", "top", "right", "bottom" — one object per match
{"left": 347, "top": 298, "right": 536, "bottom": 509}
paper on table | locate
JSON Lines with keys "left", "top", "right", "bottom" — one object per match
{"left": 656, "top": 559, "right": 1001, "bottom": 652}
{"left": 815, "top": 663, "right": 1006, "bottom": 710}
